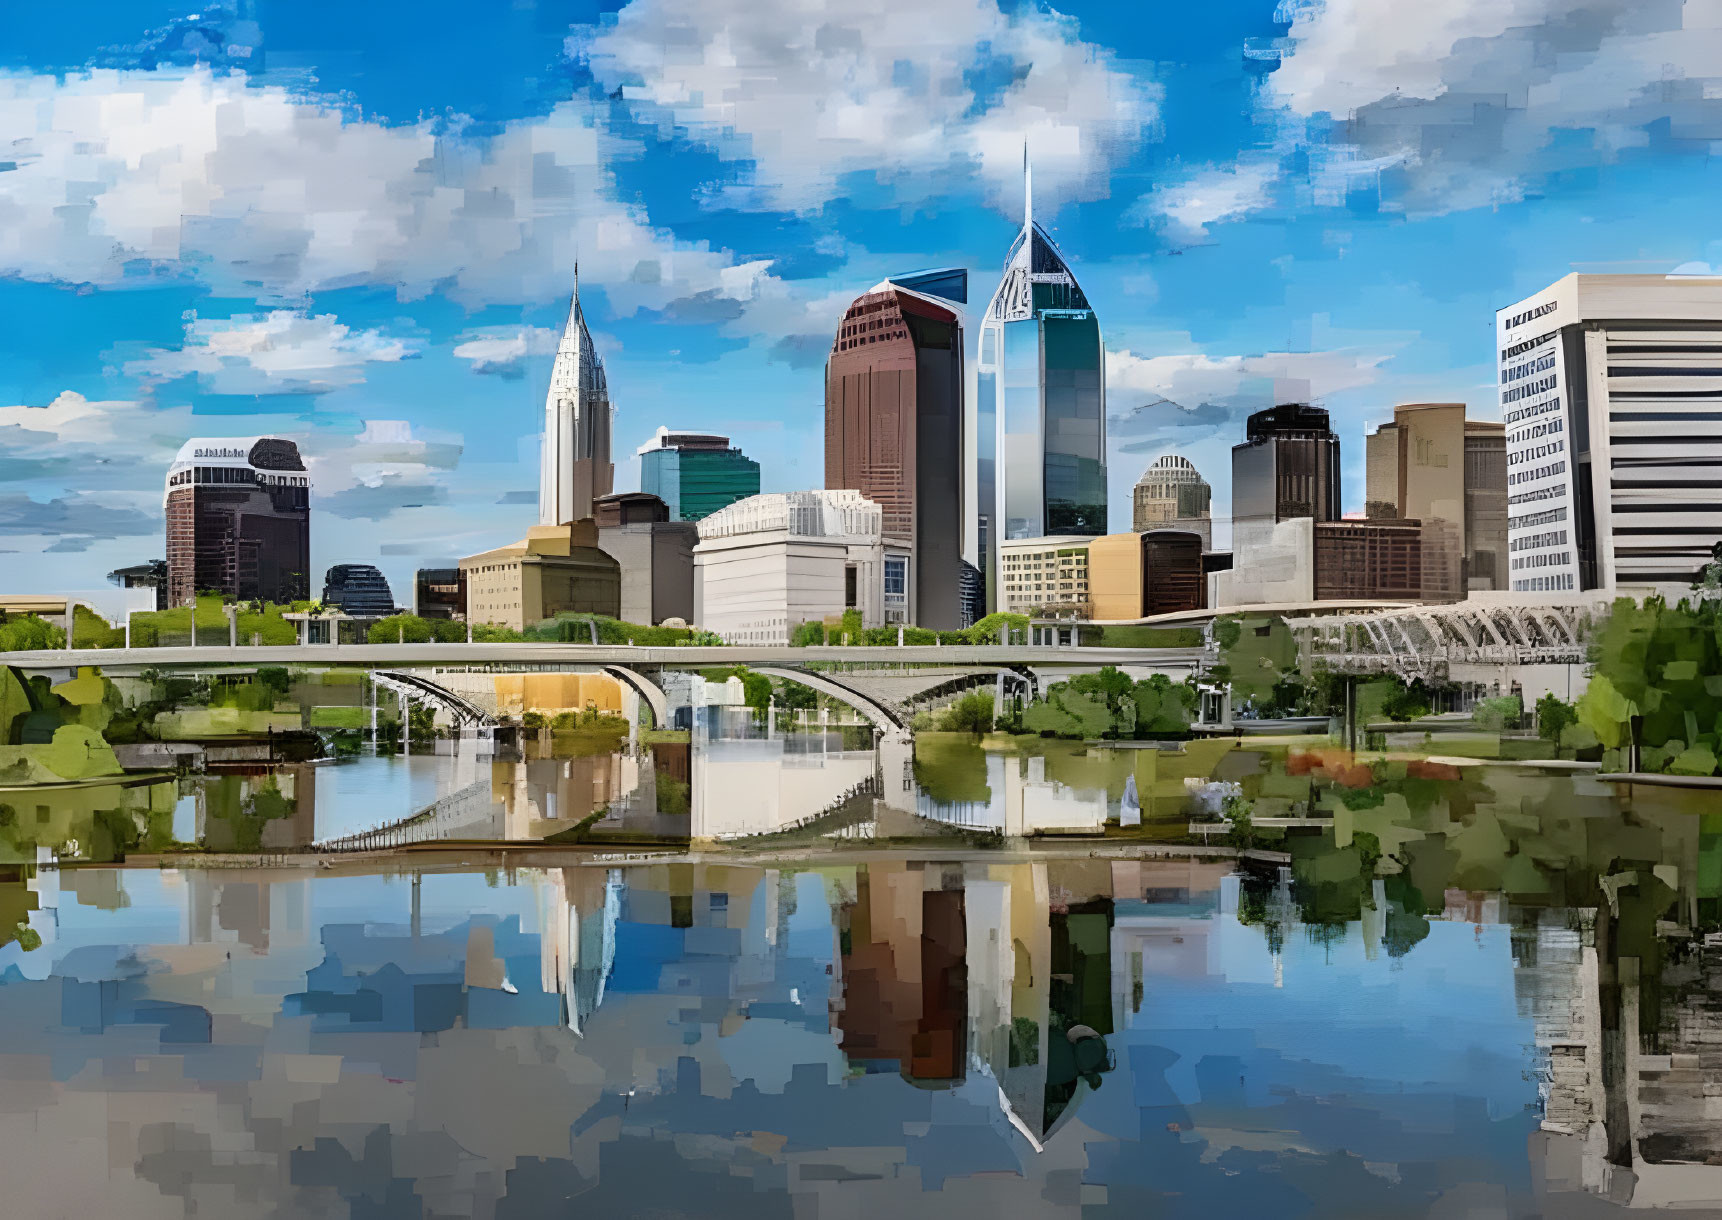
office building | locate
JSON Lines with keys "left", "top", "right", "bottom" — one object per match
{"left": 1496, "top": 274, "right": 1722, "bottom": 594}
{"left": 826, "top": 268, "right": 967, "bottom": 629}
{"left": 107, "top": 560, "right": 167, "bottom": 612}
{"left": 593, "top": 491, "right": 697, "bottom": 626}
{"left": 413, "top": 567, "right": 465, "bottom": 620}
{"left": 539, "top": 273, "right": 614, "bottom": 526}
{"left": 1364, "top": 402, "right": 1469, "bottom": 601}
{"left": 164, "top": 437, "right": 311, "bottom": 606}
{"left": 1231, "top": 403, "right": 1341, "bottom": 525}
{"left": 997, "top": 536, "right": 1091, "bottom": 617}
{"left": 1465, "top": 421, "right": 1508, "bottom": 591}
{"left": 460, "top": 520, "right": 620, "bottom": 632}
{"left": 692, "top": 490, "right": 909, "bottom": 644}
{"left": 973, "top": 154, "right": 1106, "bottom": 611}
{"left": 1312, "top": 518, "right": 1423, "bottom": 601}
{"left": 637, "top": 427, "right": 760, "bottom": 522}
{"left": 1131, "top": 455, "right": 1212, "bottom": 547}
{"left": 1087, "top": 529, "right": 1206, "bottom": 619}
{"left": 320, "top": 564, "right": 396, "bottom": 617}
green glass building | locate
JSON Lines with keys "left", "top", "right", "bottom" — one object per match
{"left": 637, "top": 427, "right": 761, "bottom": 522}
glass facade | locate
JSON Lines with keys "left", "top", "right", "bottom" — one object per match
{"left": 973, "top": 224, "right": 1106, "bottom": 610}
{"left": 640, "top": 445, "right": 760, "bottom": 522}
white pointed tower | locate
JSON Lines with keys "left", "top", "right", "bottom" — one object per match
{"left": 538, "top": 269, "right": 615, "bottom": 525}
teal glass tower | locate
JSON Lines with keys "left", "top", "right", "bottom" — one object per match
{"left": 970, "top": 152, "right": 1107, "bottom": 611}
{"left": 637, "top": 428, "right": 761, "bottom": 522}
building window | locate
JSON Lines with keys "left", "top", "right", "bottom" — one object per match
{"left": 844, "top": 565, "right": 858, "bottom": 609}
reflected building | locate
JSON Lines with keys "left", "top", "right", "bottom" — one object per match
{"left": 972, "top": 154, "right": 1106, "bottom": 610}
{"left": 826, "top": 270, "right": 968, "bottom": 628}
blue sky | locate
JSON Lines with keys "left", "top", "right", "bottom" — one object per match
{"left": 6, "top": 0, "right": 1722, "bottom": 606}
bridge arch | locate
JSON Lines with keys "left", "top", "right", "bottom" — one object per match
{"left": 750, "top": 666, "right": 907, "bottom": 731}
{"left": 601, "top": 665, "right": 668, "bottom": 728}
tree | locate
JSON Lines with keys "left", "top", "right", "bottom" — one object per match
{"left": 790, "top": 620, "right": 825, "bottom": 647}
{"left": 1536, "top": 693, "right": 1577, "bottom": 746}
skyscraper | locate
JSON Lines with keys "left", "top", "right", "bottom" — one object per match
{"left": 538, "top": 272, "right": 614, "bottom": 526}
{"left": 321, "top": 564, "right": 396, "bottom": 616}
{"left": 637, "top": 427, "right": 760, "bottom": 522}
{"left": 825, "top": 268, "right": 968, "bottom": 628}
{"left": 1496, "top": 274, "right": 1722, "bottom": 594}
{"left": 972, "top": 153, "right": 1107, "bottom": 610}
{"left": 1131, "top": 454, "right": 1212, "bottom": 545}
{"left": 164, "top": 437, "right": 311, "bottom": 606}
{"left": 1230, "top": 403, "right": 1341, "bottom": 525}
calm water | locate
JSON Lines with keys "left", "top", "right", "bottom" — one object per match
{"left": 0, "top": 854, "right": 1691, "bottom": 1218}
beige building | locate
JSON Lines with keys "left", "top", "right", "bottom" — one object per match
{"left": 1130, "top": 454, "right": 1212, "bottom": 546}
{"left": 998, "top": 536, "right": 1091, "bottom": 617}
{"left": 460, "top": 520, "right": 621, "bottom": 631}
{"left": 1366, "top": 402, "right": 1506, "bottom": 600}
{"left": 1088, "top": 529, "right": 1206, "bottom": 619}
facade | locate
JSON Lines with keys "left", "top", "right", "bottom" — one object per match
{"left": 1131, "top": 455, "right": 1212, "bottom": 546}
{"left": 1087, "top": 529, "right": 1205, "bottom": 619}
{"left": 1464, "top": 421, "right": 1508, "bottom": 591}
{"left": 692, "top": 490, "right": 909, "bottom": 644}
{"left": 164, "top": 437, "right": 311, "bottom": 606}
{"left": 539, "top": 276, "right": 614, "bottom": 526}
{"left": 1496, "top": 274, "right": 1722, "bottom": 594}
{"left": 972, "top": 156, "right": 1106, "bottom": 612}
{"left": 1231, "top": 403, "right": 1341, "bottom": 526}
{"left": 637, "top": 427, "right": 760, "bottom": 522}
{"left": 413, "top": 567, "right": 466, "bottom": 620}
{"left": 825, "top": 268, "right": 967, "bottom": 629}
{"left": 593, "top": 492, "right": 697, "bottom": 626}
{"left": 1313, "top": 519, "right": 1424, "bottom": 601}
{"left": 997, "top": 536, "right": 1092, "bottom": 617}
{"left": 107, "top": 560, "right": 168, "bottom": 612}
{"left": 321, "top": 564, "right": 396, "bottom": 617}
{"left": 460, "top": 521, "right": 621, "bottom": 632}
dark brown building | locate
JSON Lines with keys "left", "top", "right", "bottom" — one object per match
{"left": 1231, "top": 403, "right": 1342, "bottom": 524}
{"left": 413, "top": 567, "right": 466, "bottom": 620}
{"left": 165, "top": 437, "right": 310, "bottom": 607}
{"left": 825, "top": 271, "right": 966, "bottom": 629}
{"left": 1314, "top": 518, "right": 1423, "bottom": 601}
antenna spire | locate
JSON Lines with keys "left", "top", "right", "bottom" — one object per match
{"left": 1023, "top": 141, "right": 1033, "bottom": 235}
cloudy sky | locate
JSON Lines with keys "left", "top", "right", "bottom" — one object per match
{"left": 6, "top": 0, "right": 1722, "bottom": 603}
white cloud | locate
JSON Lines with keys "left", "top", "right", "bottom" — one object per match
{"left": 0, "top": 67, "right": 785, "bottom": 313}
{"left": 579, "top": 0, "right": 1158, "bottom": 214}
{"left": 451, "top": 326, "right": 562, "bottom": 377}
{"left": 1106, "top": 345, "right": 1392, "bottom": 410}
{"left": 1256, "top": 0, "right": 1722, "bottom": 215}
{"left": 126, "top": 311, "right": 416, "bottom": 395}
{"left": 1129, "top": 160, "right": 1278, "bottom": 238}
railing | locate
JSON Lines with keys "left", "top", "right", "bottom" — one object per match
{"left": 311, "top": 778, "right": 498, "bottom": 853}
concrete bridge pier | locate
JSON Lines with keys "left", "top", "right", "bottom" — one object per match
{"left": 878, "top": 729, "right": 917, "bottom": 814}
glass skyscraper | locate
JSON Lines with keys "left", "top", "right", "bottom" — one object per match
{"left": 971, "top": 156, "right": 1106, "bottom": 610}
{"left": 637, "top": 428, "right": 761, "bottom": 522}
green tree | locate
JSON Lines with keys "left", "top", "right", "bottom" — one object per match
{"left": 1536, "top": 693, "right": 1577, "bottom": 746}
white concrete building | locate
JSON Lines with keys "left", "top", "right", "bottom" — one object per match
{"left": 997, "top": 535, "right": 1092, "bottom": 616}
{"left": 1498, "top": 274, "right": 1722, "bottom": 596}
{"left": 692, "top": 490, "right": 909, "bottom": 644}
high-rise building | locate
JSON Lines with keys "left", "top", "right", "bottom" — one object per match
{"left": 1464, "top": 421, "right": 1508, "bottom": 591}
{"left": 593, "top": 491, "right": 697, "bottom": 626}
{"left": 692, "top": 490, "right": 910, "bottom": 644}
{"left": 637, "top": 428, "right": 760, "bottom": 522}
{"left": 997, "top": 536, "right": 1092, "bottom": 617}
{"left": 539, "top": 273, "right": 614, "bottom": 527}
{"left": 321, "top": 564, "right": 396, "bottom": 617}
{"left": 1231, "top": 404, "right": 1341, "bottom": 525}
{"left": 973, "top": 153, "right": 1106, "bottom": 611}
{"left": 825, "top": 268, "right": 968, "bottom": 629}
{"left": 164, "top": 437, "right": 311, "bottom": 606}
{"left": 1088, "top": 529, "right": 1206, "bottom": 619}
{"left": 1364, "top": 402, "right": 1467, "bottom": 602}
{"left": 1130, "top": 454, "right": 1213, "bottom": 546}
{"left": 1496, "top": 274, "right": 1722, "bottom": 594}
{"left": 413, "top": 567, "right": 465, "bottom": 620}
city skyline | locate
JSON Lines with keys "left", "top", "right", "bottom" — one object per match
{"left": 10, "top": 2, "right": 1722, "bottom": 608}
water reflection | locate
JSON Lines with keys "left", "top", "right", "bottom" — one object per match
{"left": 4, "top": 852, "right": 1715, "bottom": 1216}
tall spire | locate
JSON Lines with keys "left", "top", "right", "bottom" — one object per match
{"left": 1023, "top": 142, "right": 1033, "bottom": 235}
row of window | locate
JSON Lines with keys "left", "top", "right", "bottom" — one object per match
{"left": 1502, "top": 352, "right": 1556, "bottom": 385}
{"left": 1503, "top": 374, "right": 1558, "bottom": 404}
{"left": 1504, "top": 395, "right": 1562, "bottom": 427}
{"left": 1512, "top": 550, "right": 1571, "bottom": 570}
{"left": 1509, "top": 483, "right": 1565, "bottom": 507}
{"left": 1513, "top": 573, "right": 1575, "bottom": 591}
{"left": 1510, "top": 459, "right": 1566, "bottom": 486}
{"left": 1508, "top": 416, "right": 1564, "bottom": 447}
{"left": 1509, "top": 504, "right": 1568, "bottom": 531}
{"left": 1511, "top": 529, "right": 1568, "bottom": 552}
{"left": 1509, "top": 438, "right": 1565, "bottom": 468}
